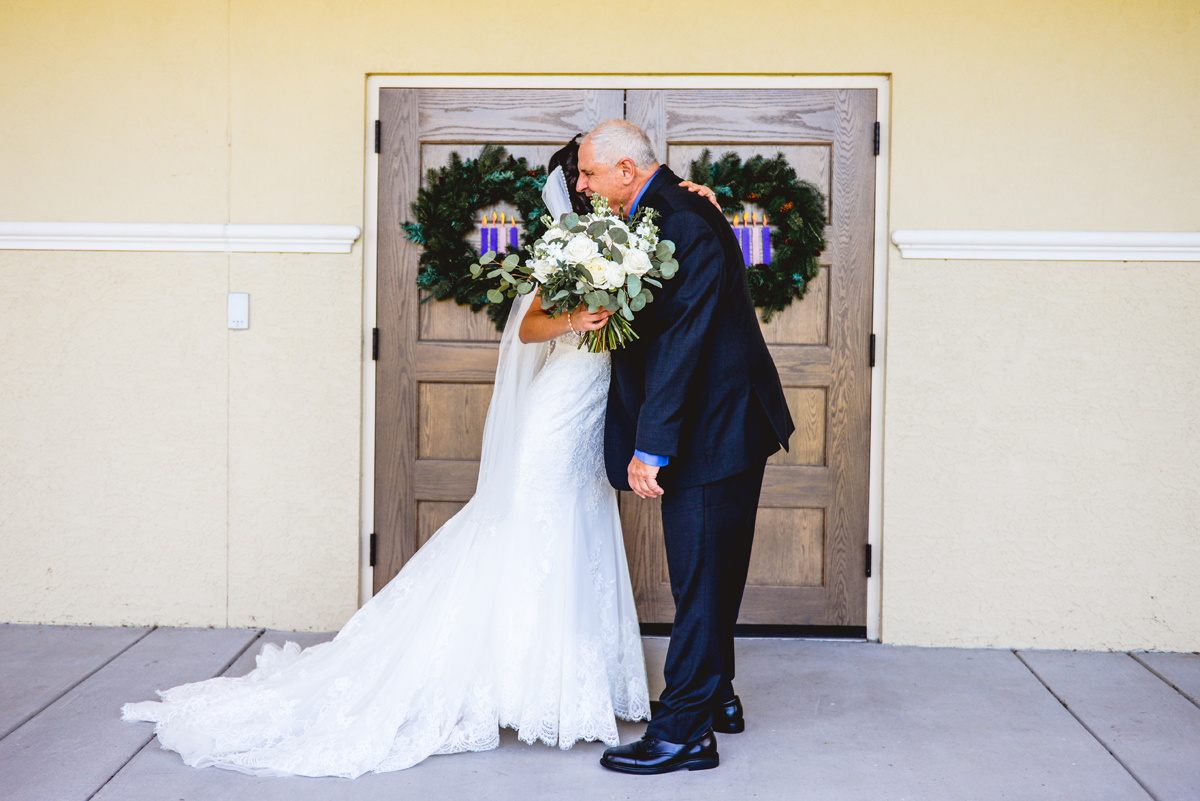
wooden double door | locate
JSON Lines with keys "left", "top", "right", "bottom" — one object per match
{"left": 375, "top": 87, "right": 876, "bottom": 627}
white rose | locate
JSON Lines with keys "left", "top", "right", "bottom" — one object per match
{"left": 542, "top": 227, "right": 566, "bottom": 242}
{"left": 603, "top": 260, "right": 629, "bottom": 291}
{"left": 530, "top": 259, "right": 553, "bottom": 283}
{"left": 584, "top": 256, "right": 615, "bottom": 289}
{"left": 622, "top": 248, "right": 652, "bottom": 276}
{"left": 563, "top": 234, "right": 599, "bottom": 264}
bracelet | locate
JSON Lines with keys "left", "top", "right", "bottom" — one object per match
{"left": 567, "top": 311, "right": 577, "bottom": 334}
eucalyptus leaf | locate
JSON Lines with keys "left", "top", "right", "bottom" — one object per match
{"left": 630, "top": 296, "right": 646, "bottom": 312}
{"left": 626, "top": 274, "right": 642, "bottom": 296}
{"left": 618, "top": 289, "right": 627, "bottom": 304}
{"left": 480, "top": 251, "right": 496, "bottom": 264}
{"left": 655, "top": 242, "right": 672, "bottom": 261}
{"left": 486, "top": 289, "right": 504, "bottom": 304}
{"left": 621, "top": 305, "right": 635, "bottom": 321}
{"left": 470, "top": 263, "right": 482, "bottom": 277}
{"left": 500, "top": 270, "right": 514, "bottom": 283}
{"left": 563, "top": 213, "right": 579, "bottom": 229}
{"left": 643, "top": 276, "right": 662, "bottom": 287}
{"left": 586, "top": 220, "right": 609, "bottom": 237}
{"left": 487, "top": 268, "right": 503, "bottom": 278}
{"left": 517, "top": 281, "right": 533, "bottom": 294}
{"left": 569, "top": 224, "right": 587, "bottom": 234}
{"left": 502, "top": 254, "right": 519, "bottom": 268}
{"left": 609, "top": 227, "right": 628, "bottom": 245}
{"left": 609, "top": 246, "right": 623, "bottom": 264}
{"left": 641, "top": 288, "right": 654, "bottom": 303}
{"left": 552, "top": 289, "right": 570, "bottom": 301}
{"left": 578, "top": 265, "right": 594, "bottom": 283}
{"left": 541, "top": 295, "right": 555, "bottom": 310}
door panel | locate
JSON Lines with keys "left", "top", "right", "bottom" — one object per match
{"left": 374, "top": 88, "right": 623, "bottom": 593}
{"left": 626, "top": 88, "right": 876, "bottom": 626}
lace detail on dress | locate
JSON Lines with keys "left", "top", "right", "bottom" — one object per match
{"left": 121, "top": 329, "right": 647, "bottom": 779}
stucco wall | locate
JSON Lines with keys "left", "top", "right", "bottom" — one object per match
{"left": 1, "top": 0, "right": 1197, "bottom": 645}
{"left": 882, "top": 261, "right": 1200, "bottom": 650}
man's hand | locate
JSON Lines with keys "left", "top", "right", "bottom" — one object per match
{"left": 627, "top": 455, "right": 665, "bottom": 499}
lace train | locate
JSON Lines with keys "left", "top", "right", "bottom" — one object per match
{"left": 122, "top": 333, "right": 650, "bottom": 778}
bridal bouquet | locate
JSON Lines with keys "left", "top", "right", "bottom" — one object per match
{"left": 471, "top": 194, "right": 679, "bottom": 352}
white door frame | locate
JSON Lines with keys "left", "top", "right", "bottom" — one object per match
{"left": 361, "top": 74, "right": 892, "bottom": 640}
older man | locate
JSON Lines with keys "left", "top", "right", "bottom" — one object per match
{"left": 577, "top": 120, "right": 795, "bottom": 774}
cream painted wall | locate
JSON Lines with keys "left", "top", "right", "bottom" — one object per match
{"left": 1, "top": 0, "right": 1197, "bottom": 644}
{"left": 226, "top": 252, "right": 361, "bottom": 631}
{"left": 0, "top": 251, "right": 229, "bottom": 626}
{"left": 882, "top": 260, "right": 1200, "bottom": 650}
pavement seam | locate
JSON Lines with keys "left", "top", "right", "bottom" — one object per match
{"left": 1012, "top": 649, "right": 1159, "bottom": 801}
{"left": 85, "top": 628, "right": 265, "bottom": 801}
{"left": 85, "top": 734, "right": 158, "bottom": 801}
{"left": 1128, "top": 651, "right": 1200, "bottom": 711}
{"left": 0, "top": 625, "right": 158, "bottom": 744}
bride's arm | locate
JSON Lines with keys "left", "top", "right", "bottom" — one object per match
{"left": 519, "top": 289, "right": 613, "bottom": 344}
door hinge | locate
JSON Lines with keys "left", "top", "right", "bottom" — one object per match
{"left": 374, "top": 120, "right": 381, "bottom": 154}
{"left": 865, "top": 543, "right": 872, "bottom": 578}
{"left": 873, "top": 122, "right": 880, "bottom": 156}
{"left": 869, "top": 333, "right": 876, "bottom": 367}
{"left": 372, "top": 327, "right": 379, "bottom": 360}
{"left": 369, "top": 533, "right": 378, "bottom": 567}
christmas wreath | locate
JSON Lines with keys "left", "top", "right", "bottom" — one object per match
{"left": 402, "top": 144, "right": 549, "bottom": 329}
{"left": 403, "top": 145, "right": 828, "bottom": 330}
{"left": 687, "top": 149, "right": 827, "bottom": 322}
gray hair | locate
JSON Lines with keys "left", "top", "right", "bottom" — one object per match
{"left": 583, "top": 120, "right": 658, "bottom": 169}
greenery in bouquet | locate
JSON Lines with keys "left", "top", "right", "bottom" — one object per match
{"left": 470, "top": 194, "right": 679, "bottom": 352}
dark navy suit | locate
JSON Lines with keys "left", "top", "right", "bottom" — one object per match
{"left": 604, "top": 166, "right": 795, "bottom": 744}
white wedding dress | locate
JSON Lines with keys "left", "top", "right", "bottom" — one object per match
{"left": 122, "top": 293, "right": 650, "bottom": 777}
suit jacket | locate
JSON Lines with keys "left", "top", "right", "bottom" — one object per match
{"left": 604, "top": 166, "right": 795, "bottom": 491}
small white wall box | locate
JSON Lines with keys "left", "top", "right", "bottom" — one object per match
{"left": 228, "top": 293, "right": 249, "bottom": 329}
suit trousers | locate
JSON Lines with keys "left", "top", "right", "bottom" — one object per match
{"left": 645, "top": 460, "right": 767, "bottom": 744}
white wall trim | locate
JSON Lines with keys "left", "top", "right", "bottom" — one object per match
{"left": 0, "top": 222, "right": 362, "bottom": 253}
{"left": 891, "top": 230, "right": 1200, "bottom": 261}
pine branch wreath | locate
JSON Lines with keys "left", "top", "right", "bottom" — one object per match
{"left": 403, "top": 145, "right": 827, "bottom": 331}
{"left": 402, "top": 144, "right": 549, "bottom": 330}
{"left": 687, "top": 149, "right": 828, "bottom": 322}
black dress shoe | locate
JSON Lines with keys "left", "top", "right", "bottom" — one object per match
{"left": 600, "top": 730, "right": 719, "bottom": 774}
{"left": 712, "top": 695, "right": 745, "bottom": 734}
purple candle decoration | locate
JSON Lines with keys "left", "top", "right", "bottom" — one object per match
{"left": 480, "top": 216, "right": 488, "bottom": 253}
{"left": 510, "top": 222, "right": 519, "bottom": 251}
{"left": 739, "top": 215, "right": 751, "bottom": 266}
{"left": 489, "top": 213, "right": 499, "bottom": 253}
{"left": 762, "top": 214, "right": 772, "bottom": 265}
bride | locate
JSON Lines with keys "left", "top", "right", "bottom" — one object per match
{"left": 121, "top": 138, "right": 719, "bottom": 779}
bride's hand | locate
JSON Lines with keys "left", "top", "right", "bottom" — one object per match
{"left": 569, "top": 307, "right": 612, "bottom": 333}
{"left": 680, "top": 180, "right": 721, "bottom": 210}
